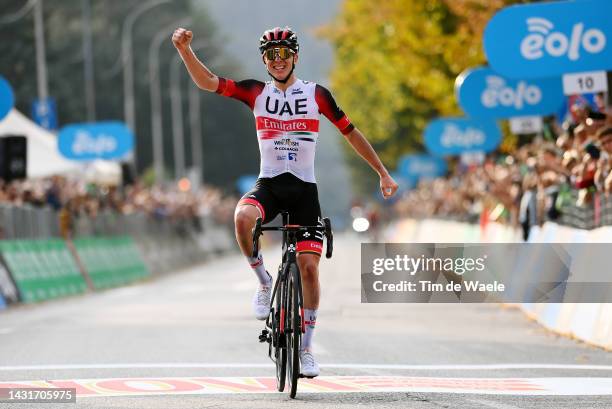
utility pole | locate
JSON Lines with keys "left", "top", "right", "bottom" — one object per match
{"left": 121, "top": 0, "right": 171, "bottom": 170}
{"left": 189, "top": 82, "right": 203, "bottom": 186}
{"left": 33, "top": 0, "right": 48, "bottom": 102}
{"left": 149, "top": 17, "right": 192, "bottom": 183}
{"left": 81, "top": 0, "right": 96, "bottom": 121}
{"left": 170, "top": 40, "right": 213, "bottom": 180}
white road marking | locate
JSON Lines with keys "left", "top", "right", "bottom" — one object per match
{"left": 1, "top": 376, "right": 611, "bottom": 396}
{"left": 1, "top": 363, "right": 612, "bottom": 371}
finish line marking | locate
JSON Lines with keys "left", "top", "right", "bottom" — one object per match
{"left": 2, "top": 363, "right": 612, "bottom": 371}
{"left": 0, "top": 376, "right": 611, "bottom": 396}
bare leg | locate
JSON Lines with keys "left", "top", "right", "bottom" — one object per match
{"left": 297, "top": 253, "right": 320, "bottom": 310}
{"left": 233, "top": 204, "right": 261, "bottom": 257}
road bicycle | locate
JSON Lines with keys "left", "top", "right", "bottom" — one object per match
{"left": 253, "top": 211, "right": 333, "bottom": 398}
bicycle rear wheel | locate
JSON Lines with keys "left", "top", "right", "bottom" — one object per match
{"left": 286, "top": 263, "right": 302, "bottom": 398}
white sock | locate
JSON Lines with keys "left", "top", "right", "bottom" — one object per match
{"left": 247, "top": 252, "right": 271, "bottom": 286}
{"left": 302, "top": 308, "right": 317, "bottom": 351}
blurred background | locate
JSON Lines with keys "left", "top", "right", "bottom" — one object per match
{"left": 0, "top": 0, "right": 610, "bottom": 242}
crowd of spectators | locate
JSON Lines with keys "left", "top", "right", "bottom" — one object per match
{"left": 0, "top": 176, "right": 238, "bottom": 238}
{"left": 394, "top": 98, "right": 612, "bottom": 239}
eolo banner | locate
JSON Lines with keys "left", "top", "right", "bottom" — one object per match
{"left": 455, "top": 66, "right": 564, "bottom": 119}
{"left": 424, "top": 118, "right": 501, "bottom": 157}
{"left": 484, "top": 0, "right": 612, "bottom": 78}
{"left": 0, "top": 76, "right": 14, "bottom": 121}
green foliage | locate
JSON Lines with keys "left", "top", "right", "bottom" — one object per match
{"left": 322, "top": 0, "right": 525, "bottom": 193}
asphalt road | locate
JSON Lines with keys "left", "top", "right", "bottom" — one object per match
{"left": 0, "top": 232, "right": 611, "bottom": 408}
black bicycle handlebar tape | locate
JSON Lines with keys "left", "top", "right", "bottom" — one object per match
{"left": 252, "top": 217, "right": 263, "bottom": 258}
{"left": 323, "top": 217, "right": 333, "bottom": 259}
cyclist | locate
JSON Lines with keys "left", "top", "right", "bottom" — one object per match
{"left": 173, "top": 26, "right": 398, "bottom": 377}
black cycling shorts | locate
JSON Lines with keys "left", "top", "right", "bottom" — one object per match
{"left": 239, "top": 172, "right": 323, "bottom": 255}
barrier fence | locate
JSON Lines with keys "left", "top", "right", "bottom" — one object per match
{"left": 390, "top": 218, "right": 612, "bottom": 350}
{"left": 557, "top": 191, "right": 612, "bottom": 230}
{"left": 0, "top": 204, "right": 235, "bottom": 306}
{"left": 0, "top": 239, "right": 87, "bottom": 303}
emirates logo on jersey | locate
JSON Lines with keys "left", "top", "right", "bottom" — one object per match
{"left": 257, "top": 117, "right": 320, "bottom": 133}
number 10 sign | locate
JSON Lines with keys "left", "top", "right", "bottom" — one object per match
{"left": 562, "top": 71, "right": 608, "bottom": 95}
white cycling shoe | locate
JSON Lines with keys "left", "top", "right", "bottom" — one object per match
{"left": 299, "top": 350, "right": 320, "bottom": 378}
{"left": 252, "top": 274, "right": 272, "bottom": 320}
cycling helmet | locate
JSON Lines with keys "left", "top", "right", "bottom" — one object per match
{"left": 259, "top": 26, "right": 299, "bottom": 54}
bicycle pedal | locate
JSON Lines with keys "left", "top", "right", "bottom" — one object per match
{"left": 258, "top": 329, "right": 269, "bottom": 343}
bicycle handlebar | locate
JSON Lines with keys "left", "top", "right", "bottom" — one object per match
{"left": 251, "top": 217, "right": 334, "bottom": 259}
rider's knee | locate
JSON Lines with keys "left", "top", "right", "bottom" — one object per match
{"left": 299, "top": 258, "right": 319, "bottom": 282}
{"left": 234, "top": 207, "right": 255, "bottom": 234}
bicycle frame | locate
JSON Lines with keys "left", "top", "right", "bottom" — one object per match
{"left": 254, "top": 211, "right": 333, "bottom": 397}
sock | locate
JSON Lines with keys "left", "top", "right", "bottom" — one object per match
{"left": 247, "top": 252, "right": 271, "bottom": 286}
{"left": 302, "top": 308, "right": 317, "bottom": 351}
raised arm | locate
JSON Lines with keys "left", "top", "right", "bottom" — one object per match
{"left": 315, "top": 84, "right": 398, "bottom": 199}
{"left": 172, "top": 28, "right": 219, "bottom": 92}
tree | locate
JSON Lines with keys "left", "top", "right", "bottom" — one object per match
{"left": 0, "top": 0, "right": 258, "bottom": 187}
{"left": 321, "top": 0, "right": 527, "bottom": 194}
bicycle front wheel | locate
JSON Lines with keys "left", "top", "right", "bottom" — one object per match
{"left": 286, "top": 263, "right": 302, "bottom": 399}
{"left": 274, "top": 279, "right": 287, "bottom": 392}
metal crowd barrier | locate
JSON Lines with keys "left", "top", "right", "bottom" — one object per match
{"left": 0, "top": 204, "right": 235, "bottom": 274}
{"left": 0, "top": 204, "right": 60, "bottom": 239}
{"left": 557, "top": 191, "right": 612, "bottom": 230}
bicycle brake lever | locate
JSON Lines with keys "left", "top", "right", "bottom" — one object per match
{"left": 323, "top": 217, "right": 333, "bottom": 259}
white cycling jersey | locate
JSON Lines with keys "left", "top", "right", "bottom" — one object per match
{"left": 216, "top": 77, "right": 353, "bottom": 183}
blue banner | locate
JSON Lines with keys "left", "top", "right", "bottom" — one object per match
{"left": 389, "top": 172, "right": 416, "bottom": 196}
{"left": 58, "top": 121, "right": 134, "bottom": 161}
{"left": 484, "top": 0, "right": 612, "bottom": 78}
{"left": 456, "top": 66, "right": 564, "bottom": 119}
{"left": 31, "top": 98, "right": 58, "bottom": 130}
{"left": 424, "top": 118, "right": 502, "bottom": 156}
{"left": 397, "top": 154, "right": 447, "bottom": 180}
{"left": 236, "top": 174, "right": 258, "bottom": 195}
{"left": 0, "top": 76, "right": 14, "bottom": 121}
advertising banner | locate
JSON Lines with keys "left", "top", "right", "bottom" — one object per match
{"left": 397, "top": 154, "right": 447, "bottom": 180}
{"left": 0, "top": 76, "right": 14, "bottom": 121}
{"left": 58, "top": 121, "right": 134, "bottom": 161}
{"left": 73, "top": 236, "right": 149, "bottom": 290}
{"left": 0, "top": 240, "right": 86, "bottom": 303}
{"left": 456, "top": 66, "right": 564, "bottom": 119}
{"left": 424, "top": 118, "right": 502, "bottom": 156}
{"left": 31, "top": 98, "right": 58, "bottom": 130}
{"left": 484, "top": 0, "right": 612, "bottom": 78}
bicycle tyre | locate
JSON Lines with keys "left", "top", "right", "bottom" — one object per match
{"left": 274, "top": 280, "right": 287, "bottom": 392}
{"left": 286, "top": 263, "right": 301, "bottom": 398}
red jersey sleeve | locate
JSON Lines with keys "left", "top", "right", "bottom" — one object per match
{"left": 215, "top": 78, "right": 264, "bottom": 110}
{"left": 315, "top": 84, "right": 354, "bottom": 135}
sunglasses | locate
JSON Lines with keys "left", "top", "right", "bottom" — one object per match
{"left": 264, "top": 47, "right": 295, "bottom": 61}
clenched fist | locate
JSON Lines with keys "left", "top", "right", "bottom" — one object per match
{"left": 172, "top": 27, "right": 193, "bottom": 51}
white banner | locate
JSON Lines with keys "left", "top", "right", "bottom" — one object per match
{"left": 562, "top": 71, "right": 608, "bottom": 95}
{"left": 510, "top": 116, "right": 543, "bottom": 134}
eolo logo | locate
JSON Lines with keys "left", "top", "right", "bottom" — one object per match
{"left": 481, "top": 76, "right": 541, "bottom": 110}
{"left": 441, "top": 124, "right": 485, "bottom": 148}
{"left": 520, "top": 18, "right": 606, "bottom": 61}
